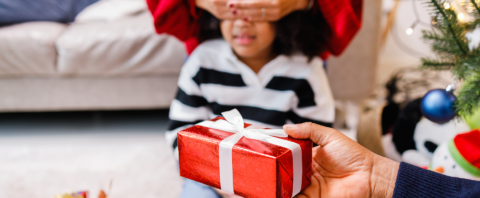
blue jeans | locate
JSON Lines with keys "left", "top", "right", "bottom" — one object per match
{"left": 180, "top": 179, "right": 221, "bottom": 198}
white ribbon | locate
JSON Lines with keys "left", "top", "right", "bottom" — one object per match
{"left": 196, "top": 109, "right": 302, "bottom": 197}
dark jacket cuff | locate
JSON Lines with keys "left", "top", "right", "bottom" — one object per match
{"left": 393, "top": 162, "right": 460, "bottom": 197}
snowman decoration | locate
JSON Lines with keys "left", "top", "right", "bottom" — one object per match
{"left": 430, "top": 129, "right": 480, "bottom": 181}
{"left": 401, "top": 118, "right": 471, "bottom": 167}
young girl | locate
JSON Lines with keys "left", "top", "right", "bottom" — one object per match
{"left": 167, "top": 10, "right": 333, "bottom": 198}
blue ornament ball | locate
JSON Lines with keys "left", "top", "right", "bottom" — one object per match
{"left": 421, "top": 89, "right": 457, "bottom": 124}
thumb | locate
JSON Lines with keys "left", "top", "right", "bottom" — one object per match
{"left": 283, "top": 122, "right": 341, "bottom": 147}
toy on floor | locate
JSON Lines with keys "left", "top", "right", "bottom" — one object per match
{"left": 392, "top": 98, "right": 471, "bottom": 167}
{"left": 55, "top": 190, "right": 107, "bottom": 198}
{"left": 378, "top": 69, "right": 471, "bottom": 163}
{"left": 55, "top": 180, "right": 111, "bottom": 198}
{"left": 400, "top": 118, "right": 470, "bottom": 167}
{"left": 430, "top": 129, "right": 480, "bottom": 181}
{"left": 98, "top": 190, "right": 107, "bottom": 198}
{"left": 55, "top": 191, "right": 88, "bottom": 198}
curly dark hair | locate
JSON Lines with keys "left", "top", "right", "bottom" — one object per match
{"left": 197, "top": 9, "right": 331, "bottom": 60}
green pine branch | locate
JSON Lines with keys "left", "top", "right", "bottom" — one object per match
{"left": 452, "top": 61, "right": 471, "bottom": 80}
{"left": 457, "top": 74, "right": 480, "bottom": 116}
{"left": 423, "top": 30, "right": 465, "bottom": 56}
{"left": 470, "top": 0, "right": 480, "bottom": 30}
{"left": 422, "top": 0, "right": 480, "bottom": 117}
{"left": 431, "top": 0, "right": 469, "bottom": 55}
{"left": 421, "top": 58, "right": 456, "bottom": 70}
{"left": 472, "top": 0, "right": 480, "bottom": 16}
{"left": 464, "top": 19, "right": 479, "bottom": 30}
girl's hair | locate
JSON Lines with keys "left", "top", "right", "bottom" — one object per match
{"left": 197, "top": 10, "right": 331, "bottom": 60}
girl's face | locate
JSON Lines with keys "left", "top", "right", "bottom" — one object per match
{"left": 220, "top": 19, "right": 276, "bottom": 59}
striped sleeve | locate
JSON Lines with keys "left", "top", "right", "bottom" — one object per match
{"left": 287, "top": 61, "right": 334, "bottom": 127}
{"left": 165, "top": 56, "right": 211, "bottom": 159}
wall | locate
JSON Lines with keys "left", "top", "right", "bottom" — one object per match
{"left": 378, "top": 0, "right": 437, "bottom": 84}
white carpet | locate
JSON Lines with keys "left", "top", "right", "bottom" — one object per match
{"left": 0, "top": 108, "right": 358, "bottom": 198}
{"left": 0, "top": 112, "right": 183, "bottom": 198}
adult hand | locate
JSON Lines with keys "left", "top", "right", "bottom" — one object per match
{"left": 283, "top": 123, "right": 400, "bottom": 198}
{"left": 227, "top": 0, "right": 311, "bottom": 21}
{"left": 195, "top": 0, "right": 235, "bottom": 20}
{"left": 195, "top": 0, "right": 311, "bottom": 21}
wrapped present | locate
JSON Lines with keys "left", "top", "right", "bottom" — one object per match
{"left": 178, "top": 109, "right": 312, "bottom": 198}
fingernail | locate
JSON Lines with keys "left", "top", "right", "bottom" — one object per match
{"left": 284, "top": 124, "right": 297, "bottom": 130}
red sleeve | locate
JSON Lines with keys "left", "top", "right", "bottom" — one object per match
{"left": 146, "top": 0, "right": 201, "bottom": 54}
{"left": 317, "top": 0, "right": 363, "bottom": 56}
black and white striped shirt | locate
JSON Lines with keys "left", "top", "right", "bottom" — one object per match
{"left": 167, "top": 39, "right": 334, "bottom": 158}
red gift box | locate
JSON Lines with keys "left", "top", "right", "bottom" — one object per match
{"left": 178, "top": 112, "right": 312, "bottom": 198}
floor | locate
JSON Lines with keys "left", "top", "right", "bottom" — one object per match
{"left": 0, "top": 108, "right": 359, "bottom": 198}
{"left": 0, "top": 110, "right": 183, "bottom": 198}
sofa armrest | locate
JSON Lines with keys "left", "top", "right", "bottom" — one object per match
{"left": 0, "top": 22, "right": 66, "bottom": 77}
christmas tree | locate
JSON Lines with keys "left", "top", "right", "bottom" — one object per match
{"left": 421, "top": 0, "right": 480, "bottom": 117}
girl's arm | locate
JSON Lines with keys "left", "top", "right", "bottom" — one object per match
{"left": 146, "top": 0, "right": 200, "bottom": 46}
{"left": 146, "top": 0, "right": 233, "bottom": 54}
{"left": 317, "top": 0, "right": 363, "bottom": 56}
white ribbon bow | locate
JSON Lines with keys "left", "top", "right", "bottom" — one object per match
{"left": 196, "top": 109, "right": 303, "bottom": 197}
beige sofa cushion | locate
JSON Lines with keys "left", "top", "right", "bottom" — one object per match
{"left": 56, "top": 11, "right": 186, "bottom": 77}
{"left": 0, "top": 22, "right": 66, "bottom": 77}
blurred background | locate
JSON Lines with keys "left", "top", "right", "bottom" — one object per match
{"left": 0, "top": 0, "right": 461, "bottom": 197}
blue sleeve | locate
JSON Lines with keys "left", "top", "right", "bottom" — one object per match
{"left": 393, "top": 162, "right": 480, "bottom": 197}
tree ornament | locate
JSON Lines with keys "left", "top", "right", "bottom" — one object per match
{"left": 421, "top": 84, "right": 457, "bottom": 124}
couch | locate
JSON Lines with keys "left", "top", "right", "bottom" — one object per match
{"left": 0, "top": 10, "right": 186, "bottom": 112}
{"left": 0, "top": 0, "right": 381, "bottom": 113}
